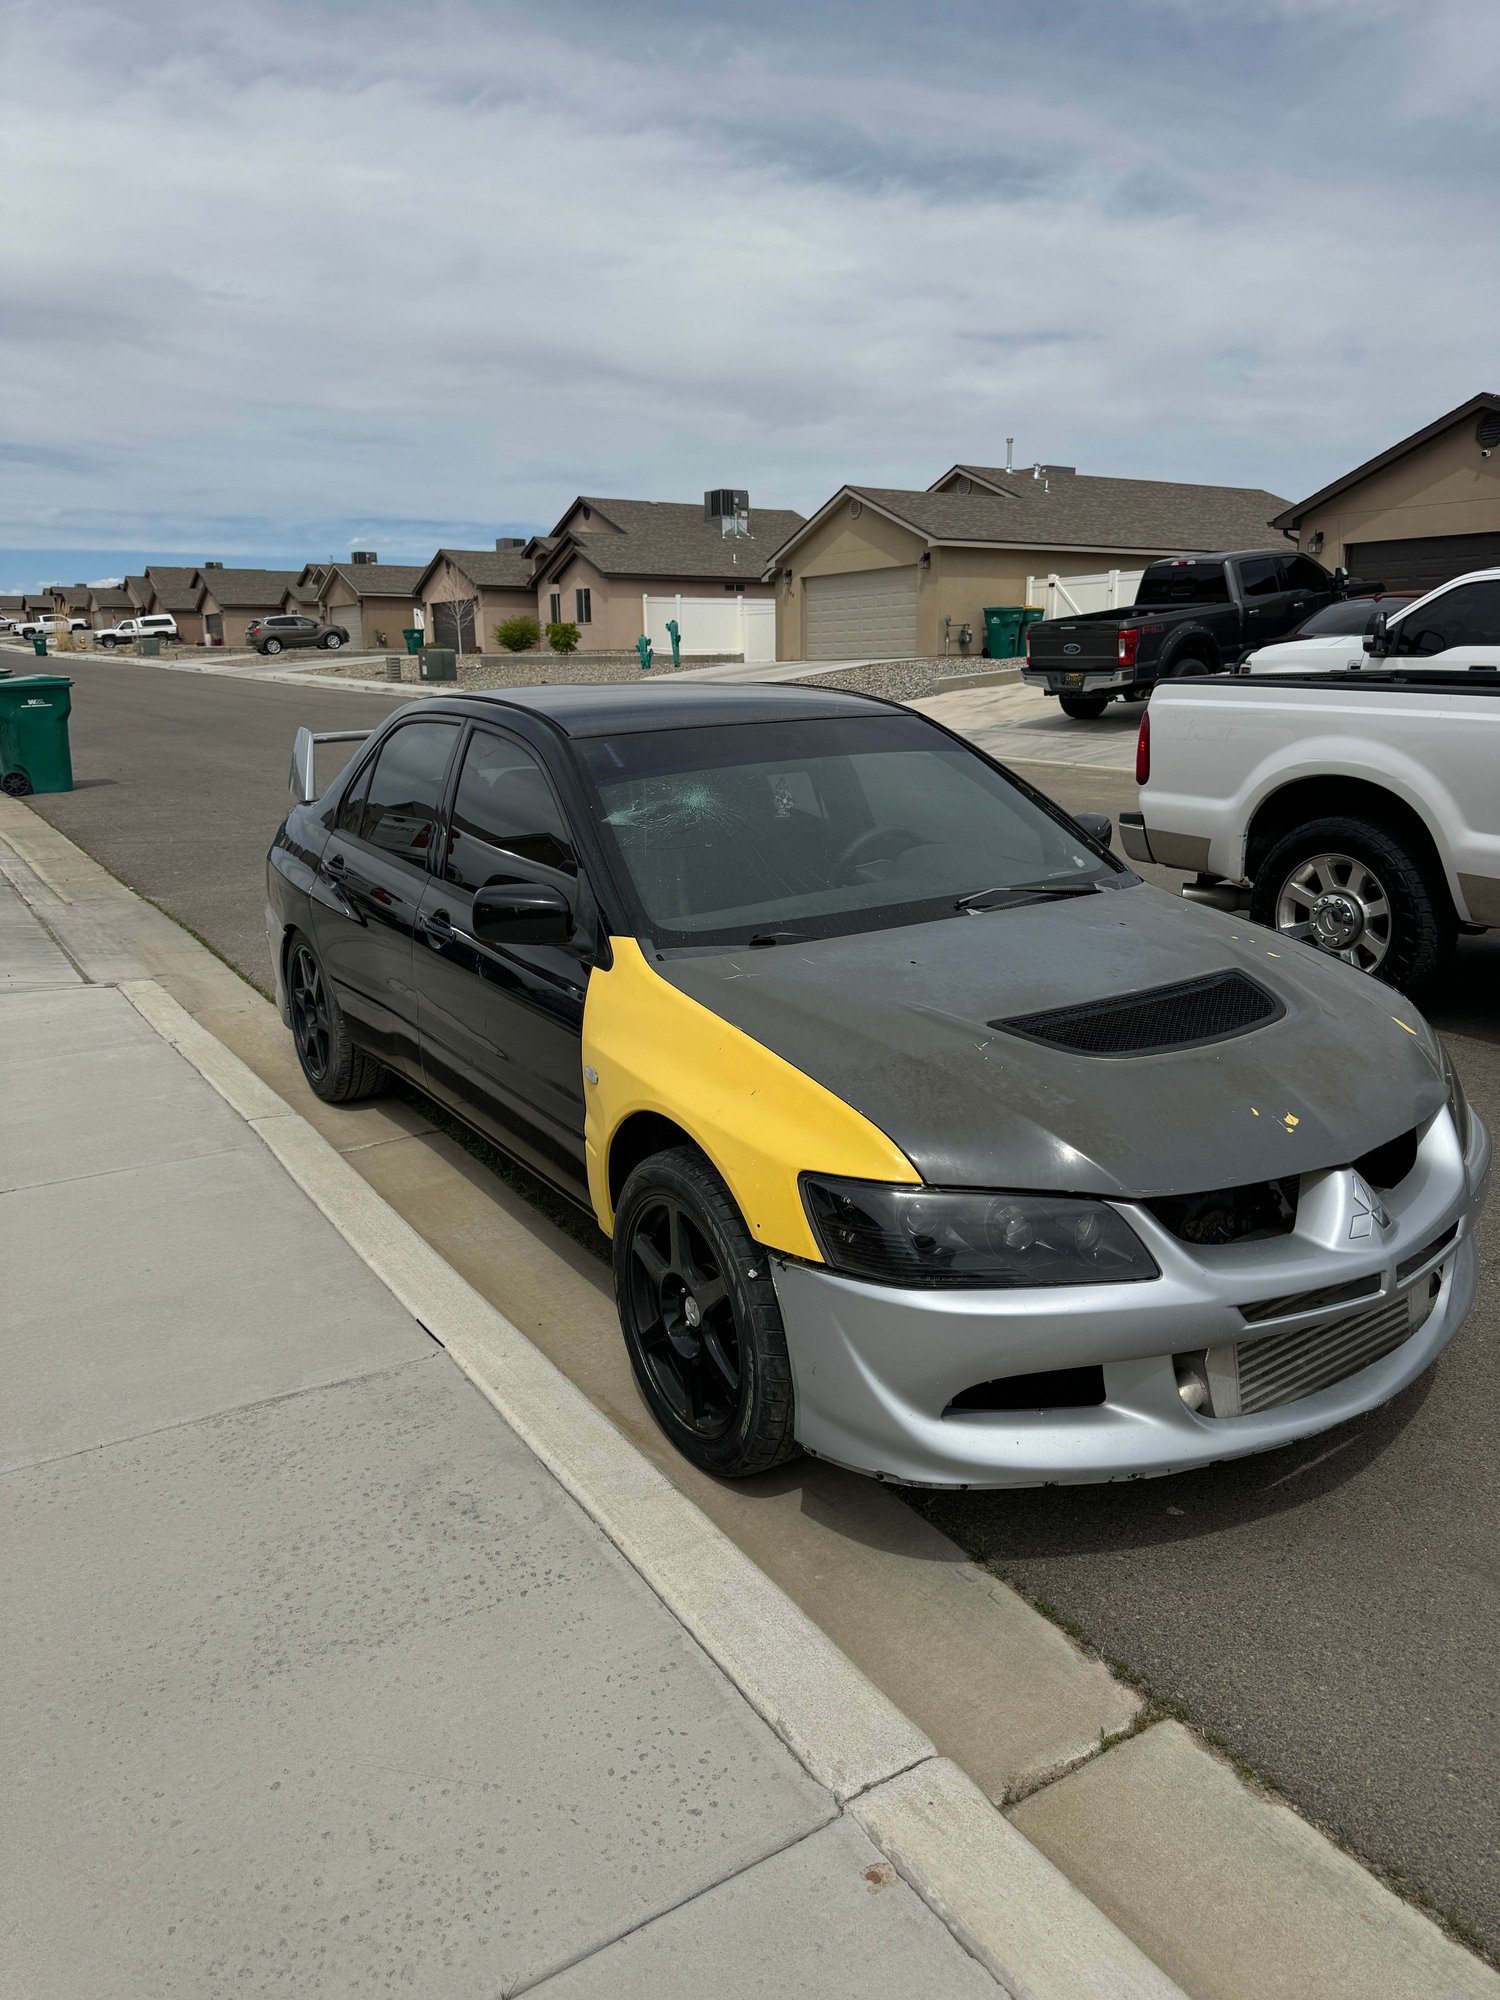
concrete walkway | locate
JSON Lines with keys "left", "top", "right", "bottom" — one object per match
{"left": 913, "top": 679, "right": 1142, "bottom": 771}
{"left": 0, "top": 878, "right": 1177, "bottom": 1999}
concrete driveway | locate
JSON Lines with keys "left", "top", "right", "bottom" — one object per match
{"left": 21, "top": 652, "right": 1500, "bottom": 1961}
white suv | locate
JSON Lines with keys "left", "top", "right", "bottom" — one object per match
{"left": 93, "top": 614, "right": 179, "bottom": 648}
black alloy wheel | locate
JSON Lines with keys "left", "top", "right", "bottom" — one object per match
{"left": 285, "top": 931, "right": 386, "bottom": 1102}
{"left": 613, "top": 1147, "right": 799, "bottom": 1478}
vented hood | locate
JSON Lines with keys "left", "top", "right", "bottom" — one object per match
{"left": 659, "top": 885, "right": 1447, "bottom": 1199}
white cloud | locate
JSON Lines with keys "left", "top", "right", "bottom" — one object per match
{"left": 1, "top": 0, "right": 1496, "bottom": 556}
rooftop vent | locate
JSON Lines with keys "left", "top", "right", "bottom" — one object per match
{"left": 994, "top": 970, "right": 1282, "bottom": 1058}
{"left": 705, "top": 488, "right": 750, "bottom": 537}
{"left": 350, "top": 550, "right": 377, "bottom": 565}
{"left": 203, "top": 560, "right": 223, "bottom": 569}
{"left": 495, "top": 537, "right": 524, "bottom": 550}
{"left": 1477, "top": 412, "right": 1500, "bottom": 450}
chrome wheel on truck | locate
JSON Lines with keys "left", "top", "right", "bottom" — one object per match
{"left": 1251, "top": 815, "right": 1454, "bottom": 990}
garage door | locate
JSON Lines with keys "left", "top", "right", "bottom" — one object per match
{"left": 804, "top": 567, "right": 918, "bottom": 660}
{"left": 332, "top": 602, "right": 363, "bottom": 647}
{"left": 1347, "top": 533, "right": 1500, "bottom": 594}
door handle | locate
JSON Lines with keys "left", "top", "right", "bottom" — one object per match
{"left": 426, "top": 908, "right": 453, "bottom": 930}
{"left": 326, "top": 851, "right": 346, "bottom": 874}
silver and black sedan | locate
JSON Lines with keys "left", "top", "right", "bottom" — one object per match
{"left": 266, "top": 683, "right": 1489, "bottom": 1486}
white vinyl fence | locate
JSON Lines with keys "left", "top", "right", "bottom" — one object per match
{"left": 643, "top": 593, "right": 776, "bottom": 662}
{"left": 1026, "top": 568, "right": 1145, "bottom": 620}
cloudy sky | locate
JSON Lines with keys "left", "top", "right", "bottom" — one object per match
{"left": 3, "top": 0, "right": 1496, "bottom": 589}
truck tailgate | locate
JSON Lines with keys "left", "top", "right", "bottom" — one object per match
{"left": 1026, "top": 616, "right": 1120, "bottom": 671}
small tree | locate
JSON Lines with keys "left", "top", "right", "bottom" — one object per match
{"left": 495, "top": 615, "right": 541, "bottom": 652}
{"left": 546, "top": 620, "right": 580, "bottom": 655}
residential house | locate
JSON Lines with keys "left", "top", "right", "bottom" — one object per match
{"left": 86, "top": 585, "right": 132, "bottom": 629}
{"left": 767, "top": 463, "right": 1288, "bottom": 660}
{"left": 531, "top": 493, "right": 802, "bottom": 654}
{"left": 413, "top": 543, "right": 536, "bottom": 653}
{"left": 47, "top": 582, "right": 93, "bottom": 622}
{"left": 0, "top": 594, "right": 25, "bottom": 623}
{"left": 137, "top": 566, "right": 209, "bottom": 644}
{"left": 1271, "top": 391, "right": 1500, "bottom": 591}
{"left": 193, "top": 565, "right": 305, "bottom": 648}
{"left": 286, "top": 555, "right": 426, "bottom": 650}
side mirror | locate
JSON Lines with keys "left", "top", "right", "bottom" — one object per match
{"left": 1074, "top": 810, "right": 1113, "bottom": 849}
{"left": 1363, "top": 611, "right": 1390, "bottom": 658}
{"left": 472, "top": 880, "right": 573, "bottom": 945}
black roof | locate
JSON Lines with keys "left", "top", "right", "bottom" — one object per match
{"left": 427, "top": 680, "right": 885, "bottom": 738}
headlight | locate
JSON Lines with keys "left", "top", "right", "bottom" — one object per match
{"left": 800, "top": 1177, "right": 1159, "bottom": 1289}
{"left": 1441, "top": 1041, "right": 1471, "bottom": 1150}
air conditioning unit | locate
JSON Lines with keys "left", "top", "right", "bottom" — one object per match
{"left": 351, "top": 550, "right": 378, "bottom": 565}
{"left": 705, "top": 489, "right": 750, "bottom": 537}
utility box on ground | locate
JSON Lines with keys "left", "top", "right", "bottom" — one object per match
{"left": 418, "top": 647, "right": 457, "bottom": 682}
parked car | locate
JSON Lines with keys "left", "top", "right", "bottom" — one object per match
{"left": 1239, "top": 593, "right": 1420, "bottom": 673}
{"left": 1122, "top": 636, "right": 1500, "bottom": 987}
{"left": 247, "top": 614, "right": 348, "bottom": 655}
{"left": 267, "top": 684, "right": 1488, "bottom": 1488}
{"left": 17, "top": 614, "right": 88, "bottom": 639}
{"left": 1023, "top": 549, "right": 1365, "bottom": 717}
{"left": 93, "top": 614, "right": 179, "bottom": 648}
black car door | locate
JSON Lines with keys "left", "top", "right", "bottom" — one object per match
{"left": 413, "top": 724, "right": 592, "bottom": 1198}
{"left": 310, "top": 718, "right": 462, "bottom": 1073}
{"left": 1277, "top": 554, "right": 1335, "bottom": 633}
{"left": 1236, "top": 556, "right": 1293, "bottom": 652}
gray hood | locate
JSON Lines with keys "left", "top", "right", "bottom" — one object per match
{"left": 659, "top": 885, "right": 1446, "bottom": 1198}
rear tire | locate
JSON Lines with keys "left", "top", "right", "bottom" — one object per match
{"left": 262, "top": 637, "right": 283, "bottom": 655}
{"left": 613, "top": 1147, "right": 801, "bottom": 1479}
{"left": 1250, "top": 815, "right": 1454, "bottom": 990}
{"left": 285, "top": 931, "right": 387, "bottom": 1102}
{"left": 1059, "top": 694, "right": 1109, "bottom": 719}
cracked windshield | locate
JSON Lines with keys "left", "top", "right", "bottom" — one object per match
{"left": 580, "top": 712, "right": 1116, "bottom": 947}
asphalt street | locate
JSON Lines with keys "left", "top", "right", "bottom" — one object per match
{"left": 21, "top": 653, "right": 1500, "bottom": 1955}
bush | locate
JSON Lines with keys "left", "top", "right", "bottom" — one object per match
{"left": 546, "top": 621, "right": 580, "bottom": 655}
{"left": 495, "top": 615, "right": 541, "bottom": 652}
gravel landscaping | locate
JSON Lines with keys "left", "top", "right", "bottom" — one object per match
{"left": 794, "top": 657, "right": 1024, "bottom": 702}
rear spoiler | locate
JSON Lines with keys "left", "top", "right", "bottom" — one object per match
{"left": 290, "top": 726, "right": 372, "bottom": 805}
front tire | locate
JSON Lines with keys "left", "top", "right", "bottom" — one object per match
{"left": 1058, "top": 694, "right": 1109, "bottom": 719}
{"left": 285, "top": 932, "right": 387, "bottom": 1102}
{"left": 1250, "top": 816, "right": 1454, "bottom": 989}
{"left": 323, "top": 632, "right": 343, "bottom": 650}
{"left": 613, "top": 1147, "right": 800, "bottom": 1478}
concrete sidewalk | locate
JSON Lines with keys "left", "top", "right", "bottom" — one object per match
{"left": 0, "top": 879, "right": 1177, "bottom": 1999}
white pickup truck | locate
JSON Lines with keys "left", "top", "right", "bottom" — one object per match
{"left": 1120, "top": 660, "right": 1500, "bottom": 991}
{"left": 92, "top": 614, "right": 179, "bottom": 647}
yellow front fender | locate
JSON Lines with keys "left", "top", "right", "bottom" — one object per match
{"left": 583, "top": 938, "right": 919, "bottom": 1260}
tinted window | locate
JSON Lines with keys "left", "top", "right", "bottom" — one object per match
{"left": 1396, "top": 581, "right": 1500, "bottom": 654}
{"left": 1294, "top": 599, "right": 1386, "bottom": 637}
{"left": 579, "top": 712, "right": 1118, "bottom": 948}
{"left": 1135, "top": 561, "right": 1231, "bottom": 606}
{"left": 355, "top": 722, "right": 459, "bottom": 864}
{"left": 1239, "top": 558, "right": 1282, "bottom": 599}
{"left": 1281, "top": 555, "right": 1330, "bottom": 593}
{"left": 444, "top": 731, "right": 576, "bottom": 893}
{"left": 335, "top": 757, "right": 373, "bottom": 836}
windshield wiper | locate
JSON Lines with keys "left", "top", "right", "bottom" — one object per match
{"left": 956, "top": 879, "right": 1105, "bottom": 913}
{"left": 747, "top": 930, "right": 805, "bottom": 947}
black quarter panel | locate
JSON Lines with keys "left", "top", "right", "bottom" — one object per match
{"left": 651, "top": 889, "right": 1445, "bottom": 1198}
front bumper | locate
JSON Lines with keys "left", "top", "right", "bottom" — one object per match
{"left": 771, "top": 1109, "right": 1489, "bottom": 1487}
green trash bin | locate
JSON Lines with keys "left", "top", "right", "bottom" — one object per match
{"left": 981, "top": 607, "right": 1024, "bottom": 659}
{"left": 403, "top": 629, "right": 425, "bottom": 655}
{"left": 32, "top": 634, "right": 48, "bottom": 658}
{"left": 0, "top": 675, "right": 74, "bottom": 796}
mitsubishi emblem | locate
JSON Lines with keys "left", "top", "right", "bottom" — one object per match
{"left": 1347, "top": 1174, "right": 1390, "bottom": 1240}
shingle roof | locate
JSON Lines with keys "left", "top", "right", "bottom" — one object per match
{"left": 194, "top": 567, "right": 304, "bottom": 608}
{"left": 0, "top": 594, "right": 24, "bottom": 611}
{"left": 1269, "top": 391, "right": 1500, "bottom": 528}
{"left": 546, "top": 498, "right": 805, "bottom": 582}
{"left": 88, "top": 586, "right": 132, "bottom": 611}
{"left": 916, "top": 467, "right": 1289, "bottom": 551}
{"left": 145, "top": 565, "right": 205, "bottom": 611}
{"left": 322, "top": 563, "right": 427, "bottom": 598}
{"left": 417, "top": 547, "right": 536, "bottom": 592}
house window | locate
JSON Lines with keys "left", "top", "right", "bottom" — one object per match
{"left": 722, "top": 583, "right": 746, "bottom": 593}
{"left": 549, "top": 592, "right": 562, "bottom": 624}
{"left": 575, "top": 587, "right": 592, "bottom": 624}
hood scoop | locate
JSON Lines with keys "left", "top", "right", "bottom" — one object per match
{"left": 993, "top": 969, "right": 1283, "bottom": 1058}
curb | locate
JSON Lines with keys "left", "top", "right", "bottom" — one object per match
{"left": 118, "top": 973, "right": 1184, "bottom": 1998}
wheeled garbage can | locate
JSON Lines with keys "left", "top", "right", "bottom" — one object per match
{"left": 0, "top": 675, "right": 74, "bottom": 795}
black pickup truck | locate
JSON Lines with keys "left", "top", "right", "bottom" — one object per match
{"left": 1023, "top": 548, "right": 1351, "bottom": 718}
